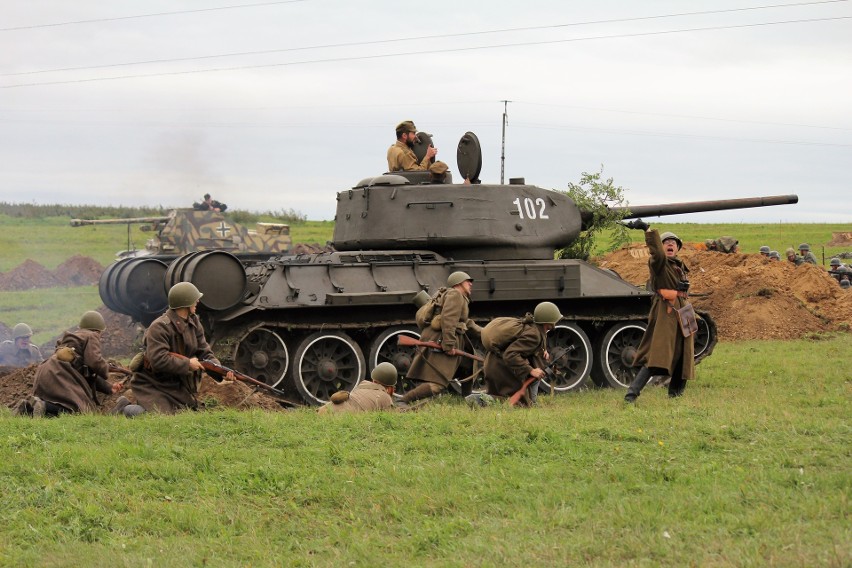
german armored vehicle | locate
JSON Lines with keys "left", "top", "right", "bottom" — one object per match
{"left": 99, "top": 133, "right": 797, "bottom": 405}
{"left": 71, "top": 209, "right": 292, "bottom": 260}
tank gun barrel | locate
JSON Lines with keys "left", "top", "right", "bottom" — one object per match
{"left": 70, "top": 216, "right": 171, "bottom": 227}
{"left": 612, "top": 194, "right": 798, "bottom": 220}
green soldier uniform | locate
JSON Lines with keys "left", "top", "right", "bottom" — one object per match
{"left": 130, "top": 283, "right": 221, "bottom": 414}
{"left": 0, "top": 323, "right": 43, "bottom": 367}
{"left": 482, "top": 302, "right": 562, "bottom": 405}
{"left": 402, "top": 272, "right": 482, "bottom": 404}
{"left": 626, "top": 229, "right": 695, "bottom": 402}
{"left": 317, "top": 362, "right": 397, "bottom": 414}
{"left": 29, "top": 311, "right": 114, "bottom": 416}
{"left": 786, "top": 247, "right": 804, "bottom": 266}
{"left": 798, "top": 243, "right": 818, "bottom": 265}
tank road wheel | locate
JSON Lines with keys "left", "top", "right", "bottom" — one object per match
{"left": 293, "top": 332, "right": 365, "bottom": 406}
{"left": 234, "top": 328, "right": 289, "bottom": 388}
{"left": 693, "top": 314, "right": 715, "bottom": 361}
{"left": 591, "top": 321, "right": 647, "bottom": 389}
{"left": 539, "top": 322, "right": 593, "bottom": 393}
{"left": 368, "top": 326, "right": 420, "bottom": 396}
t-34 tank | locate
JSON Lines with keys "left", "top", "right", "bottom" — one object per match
{"left": 70, "top": 208, "right": 292, "bottom": 260}
{"left": 99, "top": 133, "right": 798, "bottom": 405}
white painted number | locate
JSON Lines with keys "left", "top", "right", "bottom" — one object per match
{"left": 513, "top": 197, "right": 550, "bottom": 220}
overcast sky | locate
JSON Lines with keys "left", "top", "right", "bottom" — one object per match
{"left": 1, "top": 0, "right": 849, "bottom": 222}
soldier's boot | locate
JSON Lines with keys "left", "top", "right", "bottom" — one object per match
{"left": 667, "top": 376, "right": 686, "bottom": 398}
{"left": 624, "top": 367, "right": 652, "bottom": 403}
{"left": 111, "top": 396, "right": 131, "bottom": 415}
{"left": 12, "top": 398, "right": 34, "bottom": 417}
{"left": 401, "top": 382, "right": 442, "bottom": 404}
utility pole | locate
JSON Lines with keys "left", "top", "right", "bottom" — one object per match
{"left": 500, "top": 100, "right": 511, "bottom": 184}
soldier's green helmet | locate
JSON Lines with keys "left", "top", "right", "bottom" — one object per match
{"left": 768, "top": 251, "right": 780, "bottom": 260}
{"left": 370, "top": 362, "right": 398, "bottom": 387}
{"left": 660, "top": 231, "right": 683, "bottom": 250}
{"left": 12, "top": 323, "right": 33, "bottom": 339}
{"left": 447, "top": 271, "right": 473, "bottom": 287}
{"left": 759, "top": 246, "right": 770, "bottom": 254}
{"left": 798, "top": 243, "right": 810, "bottom": 252}
{"left": 168, "top": 282, "right": 203, "bottom": 309}
{"left": 412, "top": 290, "right": 431, "bottom": 309}
{"left": 79, "top": 311, "right": 106, "bottom": 331}
{"left": 829, "top": 258, "right": 841, "bottom": 267}
{"left": 533, "top": 301, "right": 563, "bottom": 325}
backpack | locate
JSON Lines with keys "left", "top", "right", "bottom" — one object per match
{"left": 481, "top": 316, "right": 528, "bottom": 352}
{"left": 415, "top": 287, "right": 448, "bottom": 330}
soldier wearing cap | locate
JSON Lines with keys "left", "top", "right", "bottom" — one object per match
{"left": 15, "top": 311, "right": 123, "bottom": 417}
{"left": 759, "top": 245, "right": 770, "bottom": 257}
{"left": 481, "top": 302, "right": 563, "bottom": 406}
{"left": 622, "top": 221, "right": 695, "bottom": 402}
{"left": 401, "top": 271, "right": 482, "bottom": 405}
{"left": 786, "top": 247, "right": 804, "bottom": 266}
{"left": 426, "top": 161, "right": 450, "bottom": 184}
{"left": 318, "top": 362, "right": 398, "bottom": 414}
{"left": 798, "top": 243, "right": 818, "bottom": 265}
{"left": 387, "top": 120, "right": 437, "bottom": 172}
{"left": 0, "top": 323, "right": 43, "bottom": 368}
{"left": 125, "top": 282, "right": 233, "bottom": 416}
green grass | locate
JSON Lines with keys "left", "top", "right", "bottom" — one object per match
{"left": 0, "top": 287, "right": 102, "bottom": 345}
{"left": 1, "top": 336, "right": 848, "bottom": 566}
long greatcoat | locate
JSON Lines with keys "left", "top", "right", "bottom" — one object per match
{"left": 406, "top": 288, "right": 481, "bottom": 387}
{"left": 632, "top": 229, "right": 695, "bottom": 379}
{"left": 131, "top": 309, "right": 219, "bottom": 414}
{"left": 32, "top": 329, "right": 112, "bottom": 412}
{"left": 483, "top": 315, "right": 547, "bottom": 397}
{"left": 317, "top": 382, "right": 394, "bottom": 414}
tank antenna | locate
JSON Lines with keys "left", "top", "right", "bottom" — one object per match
{"left": 500, "top": 100, "right": 511, "bottom": 184}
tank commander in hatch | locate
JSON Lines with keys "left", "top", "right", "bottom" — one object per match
{"left": 0, "top": 323, "right": 43, "bottom": 368}
{"left": 194, "top": 193, "right": 227, "bottom": 213}
{"left": 387, "top": 120, "right": 437, "bottom": 172}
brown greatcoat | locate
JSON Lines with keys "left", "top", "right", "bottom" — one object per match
{"left": 406, "top": 287, "right": 481, "bottom": 387}
{"left": 32, "top": 329, "right": 111, "bottom": 412}
{"left": 483, "top": 315, "right": 547, "bottom": 397}
{"left": 387, "top": 140, "right": 429, "bottom": 172}
{"left": 0, "top": 341, "right": 43, "bottom": 368}
{"left": 316, "top": 382, "right": 394, "bottom": 414}
{"left": 632, "top": 229, "right": 695, "bottom": 379}
{"left": 131, "top": 309, "right": 219, "bottom": 414}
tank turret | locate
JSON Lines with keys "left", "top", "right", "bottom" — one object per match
{"left": 98, "top": 131, "right": 798, "bottom": 406}
{"left": 71, "top": 209, "right": 291, "bottom": 259}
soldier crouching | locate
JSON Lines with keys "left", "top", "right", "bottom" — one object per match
{"left": 125, "top": 282, "right": 233, "bottom": 416}
{"left": 400, "top": 271, "right": 482, "bottom": 406}
{"left": 15, "top": 311, "right": 124, "bottom": 417}
{"left": 482, "top": 302, "right": 563, "bottom": 406}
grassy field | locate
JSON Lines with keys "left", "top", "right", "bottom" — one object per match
{"left": 1, "top": 336, "right": 848, "bottom": 567}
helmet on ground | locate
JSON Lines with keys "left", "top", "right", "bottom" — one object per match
{"left": 768, "top": 251, "right": 780, "bottom": 260}
{"left": 798, "top": 243, "right": 810, "bottom": 252}
{"left": 168, "top": 282, "right": 203, "bottom": 309}
{"left": 660, "top": 232, "right": 683, "bottom": 250}
{"left": 759, "top": 246, "right": 770, "bottom": 254}
{"left": 841, "top": 279, "right": 850, "bottom": 289}
{"left": 533, "top": 301, "right": 563, "bottom": 325}
{"left": 79, "top": 311, "right": 106, "bottom": 331}
{"left": 447, "top": 271, "right": 473, "bottom": 287}
{"left": 829, "top": 258, "right": 841, "bottom": 267}
{"left": 412, "top": 290, "right": 431, "bottom": 308}
{"left": 12, "top": 323, "right": 33, "bottom": 339}
{"left": 371, "top": 362, "right": 398, "bottom": 386}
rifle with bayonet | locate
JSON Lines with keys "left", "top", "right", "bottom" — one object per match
{"left": 168, "top": 352, "right": 302, "bottom": 408}
{"left": 396, "top": 335, "right": 484, "bottom": 362}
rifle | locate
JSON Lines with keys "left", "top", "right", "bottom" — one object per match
{"left": 168, "top": 352, "right": 302, "bottom": 408}
{"left": 108, "top": 363, "right": 133, "bottom": 386}
{"left": 507, "top": 347, "right": 572, "bottom": 407}
{"left": 396, "top": 335, "right": 484, "bottom": 363}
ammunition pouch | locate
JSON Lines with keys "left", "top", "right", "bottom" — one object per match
{"left": 54, "top": 346, "right": 76, "bottom": 363}
{"left": 430, "top": 315, "right": 442, "bottom": 331}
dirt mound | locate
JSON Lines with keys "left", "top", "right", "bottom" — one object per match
{"left": 0, "top": 256, "right": 104, "bottom": 291}
{"left": 597, "top": 244, "right": 852, "bottom": 341}
{"left": 1, "top": 365, "right": 287, "bottom": 413}
{"left": 827, "top": 232, "right": 852, "bottom": 246}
